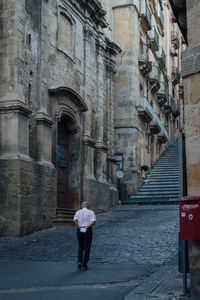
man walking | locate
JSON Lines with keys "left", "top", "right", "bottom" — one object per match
{"left": 73, "top": 202, "right": 96, "bottom": 270}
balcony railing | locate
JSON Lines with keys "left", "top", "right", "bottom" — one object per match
{"left": 139, "top": 2, "right": 152, "bottom": 32}
{"left": 137, "top": 96, "right": 154, "bottom": 123}
{"left": 171, "top": 98, "right": 180, "bottom": 118}
{"left": 159, "top": 9, "right": 164, "bottom": 27}
{"left": 149, "top": 114, "right": 162, "bottom": 134}
{"left": 171, "top": 31, "right": 180, "bottom": 49}
{"left": 164, "top": 95, "right": 174, "bottom": 114}
{"left": 157, "top": 81, "right": 168, "bottom": 105}
{"left": 138, "top": 52, "right": 152, "bottom": 76}
{"left": 148, "top": 65, "right": 160, "bottom": 92}
{"left": 158, "top": 127, "right": 168, "bottom": 144}
{"left": 172, "top": 67, "right": 181, "bottom": 85}
{"left": 158, "top": 47, "right": 166, "bottom": 68}
{"left": 148, "top": 26, "right": 159, "bottom": 51}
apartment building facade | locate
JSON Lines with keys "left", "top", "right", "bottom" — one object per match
{"left": 102, "top": 0, "right": 184, "bottom": 195}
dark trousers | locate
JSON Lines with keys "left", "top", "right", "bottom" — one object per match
{"left": 77, "top": 228, "right": 93, "bottom": 266}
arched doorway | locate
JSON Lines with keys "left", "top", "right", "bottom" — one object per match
{"left": 57, "top": 117, "right": 70, "bottom": 208}
{"left": 49, "top": 86, "right": 88, "bottom": 216}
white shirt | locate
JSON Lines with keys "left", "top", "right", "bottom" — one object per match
{"left": 73, "top": 207, "right": 96, "bottom": 227}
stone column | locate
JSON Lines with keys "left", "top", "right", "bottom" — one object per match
{"left": 95, "top": 39, "right": 107, "bottom": 183}
{"left": 106, "top": 59, "right": 117, "bottom": 185}
{"left": 35, "top": 111, "right": 54, "bottom": 166}
{"left": 82, "top": 25, "right": 96, "bottom": 180}
{"left": 82, "top": 136, "right": 95, "bottom": 181}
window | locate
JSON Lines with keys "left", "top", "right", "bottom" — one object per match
{"left": 58, "top": 12, "right": 75, "bottom": 58}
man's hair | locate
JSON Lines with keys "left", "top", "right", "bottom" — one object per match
{"left": 81, "top": 202, "right": 89, "bottom": 208}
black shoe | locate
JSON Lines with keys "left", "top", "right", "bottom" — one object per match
{"left": 83, "top": 265, "right": 88, "bottom": 270}
{"left": 77, "top": 262, "right": 82, "bottom": 270}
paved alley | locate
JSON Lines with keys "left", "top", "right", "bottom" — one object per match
{"left": 0, "top": 204, "right": 185, "bottom": 300}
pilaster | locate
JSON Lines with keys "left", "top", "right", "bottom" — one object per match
{"left": 35, "top": 111, "right": 54, "bottom": 166}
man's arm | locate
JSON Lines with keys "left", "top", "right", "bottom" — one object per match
{"left": 86, "top": 220, "right": 96, "bottom": 229}
{"left": 73, "top": 219, "right": 81, "bottom": 230}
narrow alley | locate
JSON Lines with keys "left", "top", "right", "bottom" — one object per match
{"left": 0, "top": 204, "right": 184, "bottom": 300}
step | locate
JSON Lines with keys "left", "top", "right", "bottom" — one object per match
{"left": 144, "top": 181, "right": 179, "bottom": 185}
{"left": 127, "top": 198, "right": 179, "bottom": 204}
{"left": 147, "top": 174, "right": 179, "bottom": 177}
{"left": 150, "top": 171, "right": 179, "bottom": 174}
{"left": 130, "top": 194, "right": 179, "bottom": 199}
{"left": 140, "top": 187, "right": 179, "bottom": 192}
{"left": 52, "top": 219, "right": 74, "bottom": 227}
{"left": 143, "top": 183, "right": 179, "bottom": 187}
{"left": 134, "top": 192, "right": 179, "bottom": 197}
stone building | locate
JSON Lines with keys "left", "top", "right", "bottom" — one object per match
{"left": 171, "top": 0, "right": 200, "bottom": 297}
{"left": 0, "top": 0, "right": 121, "bottom": 236}
{"left": 103, "top": 0, "right": 184, "bottom": 195}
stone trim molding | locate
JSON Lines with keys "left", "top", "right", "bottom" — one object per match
{"left": 182, "top": 44, "right": 200, "bottom": 78}
{"left": 36, "top": 112, "right": 54, "bottom": 127}
{"left": 56, "top": 106, "right": 80, "bottom": 133}
{"left": 49, "top": 86, "right": 88, "bottom": 112}
{"left": 82, "top": 135, "right": 96, "bottom": 147}
{"left": 0, "top": 101, "right": 32, "bottom": 117}
{"left": 62, "top": 0, "right": 108, "bottom": 28}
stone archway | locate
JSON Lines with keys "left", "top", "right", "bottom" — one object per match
{"left": 49, "top": 86, "right": 88, "bottom": 212}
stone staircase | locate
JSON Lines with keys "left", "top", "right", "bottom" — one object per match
{"left": 52, "top": 208, "right": 76, "bottom": 226}
{"left": 129, "top": 140, "right": 180, "bottom": 204}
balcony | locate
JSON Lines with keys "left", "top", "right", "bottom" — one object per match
{"left": 158, "top": 47, "right": 166, "bottom": 69}
{"left": 149, "top": 115, "right": 162, "bottom": 134}
{"left": 171, "top": 98, "right": 180, "bottom": 118}
{"left": 157, "top": 8, "right": 164, "bottom": 29}
{"left": 148, "top": 27, "right": 159, "bottom": 51}
{"left": 138, "top": 53, "right": 152, "bottom": 76}
{"left": 156, "top": 81, "right": 168, "bottom": 106}
{"left": 172, "top": 67, "right": 181, "bottom": 85}
{"left": 164, "top": 95, "right": 174, "bottom": 114}
{"left": 148, "top": 65, "right": 160, "bottom": 92}
{"left": 158, "top": 127, "right": 168, "bottom": 144}
{"left": 139, "top": 2, "right": 152, "bottom": 32}
{"left": 171, "top": 31, "right": 180, "bottom": 49}
{"left": 179, "top": 78, "right": 184, "bottom": 96}
{"left": 137, "top": 97, "right": 154, "bottom": 123}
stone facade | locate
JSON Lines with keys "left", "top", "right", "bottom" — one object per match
{"left": 0, "top": 0, "right": 120, "bottom": 236}
{"left": 180, "top": 0, "right": 200, "bottom": 297}
{"left": 105, "top": 0, "right": 184, "bottom": 195}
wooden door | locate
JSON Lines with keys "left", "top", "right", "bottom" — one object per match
{"left": 57, "top": 120, "right": 69, "bottom": 208}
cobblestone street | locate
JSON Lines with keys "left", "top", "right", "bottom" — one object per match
{"left": 0, "top": 204, "right": 182, "bottom": 300}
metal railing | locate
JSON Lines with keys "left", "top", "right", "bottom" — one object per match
{"left": 160, "top": 9, "right": 164, "bottom": 26}
{"left": 139, "top": 96, "right": 154, "bottom": 120}
{"left": 161, "top": 47, "right": 166, "bottom": 65}
{"left": 172, "top": 67, "right": 180, "bottom": 77}
{"left": 149, "top": 64, "right": 160, "bottom": 81}
{"left": 171, "top": 31, "right": 179, "bottom": 41}
{"left": 139, "top": 1, "right": 152, "bottom": 27}
{"left": 146, "top": 4, "right": 152, "bottom": 27}
{"left": 154, "top": 27, "right": 159, "bottom": 49}
{"left": 159, "top": 81, "right": 168, "bottom": 96}
{"left": 163, "top": 127, "right": 168, "bottom": 140}
{"left": 155, "top": 115, "right": 162, "bottom": 131}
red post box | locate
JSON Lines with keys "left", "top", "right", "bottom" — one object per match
{"left": 180, "top": 196, "right": 200, "bottom": 240}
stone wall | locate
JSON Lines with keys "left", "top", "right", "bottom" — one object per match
{"left": 0, "top": 159, "right": 56, "bottom": 236}
{"left": 182, "top": 0, "right": 200, "bottom": 297}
